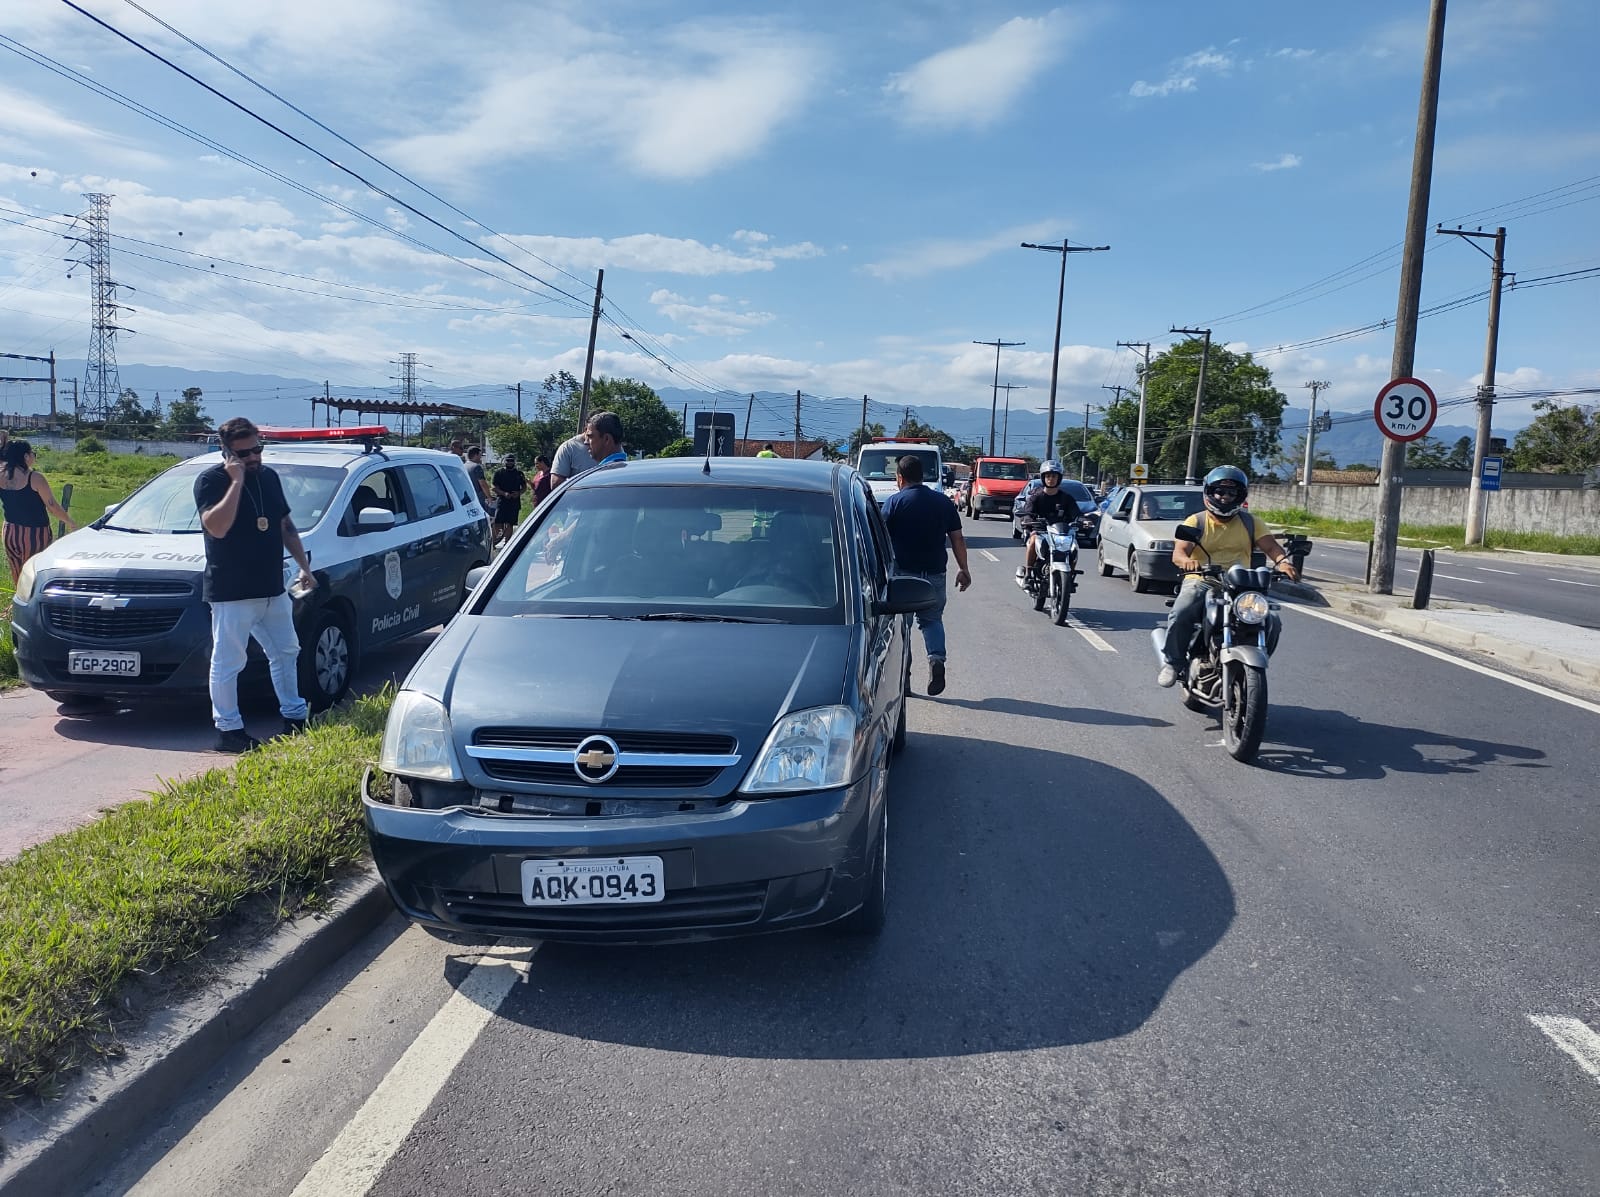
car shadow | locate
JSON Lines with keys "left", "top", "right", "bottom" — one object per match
{"left": 1256, "top": 706, "right": 1547, "bottom": 781}
{"left": 1055, "top": 606, "right": 1166, "bottom": 634}
{"left": 477, "top": 735, "right": 1235, "bottom": 1059}
{"left": 930, "top": 694, "right": 1172, "bottom": 728}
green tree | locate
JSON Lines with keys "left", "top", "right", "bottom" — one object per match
{"left": 1445, "top": 435, "right": 1473, "bottom": 471}
{"left": 1508, "top": 400, "right": 1600, "bottom": 474}
{"left": 1054, "top": 425, "right": 1099, "bottom": 481}
{"left": 105, "top": 388, "right": 156, "bottom": 438}
{"left": 487, "top": 375, "right": 683, "bottom": 460}
{"left": 1092, "top": 338, "right": 1287, "bottom": 483}
{"left": 659, "top": 437, "right": 695, "bottom": 458}
{"left": 843, "top": 422, "right": 887, "bottom": 460}
{"left": 1405, "top": 435, "right": 1451, "bottom": 469}
{"left": 161, "top": 386, "right": 210, "bottom": 439}
{"left": 895, "top": 416, "right": 960, "bottom": 461}
{"left": 587, "top": 377, "right": 682, "bottom": 456}
{"left": 1271, "top": 434, "right": 1337, "bottom": 481}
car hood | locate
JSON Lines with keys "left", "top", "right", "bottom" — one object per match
{"left": 25, "top": 526, "right": 208, "bottom": 574}
{"left": 412, "top": 616, "right": 856, "bottom": 749}
{"left": 1131, "top": 518, "right": 1187, "bottom": 544}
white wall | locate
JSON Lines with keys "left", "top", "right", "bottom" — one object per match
{"left": 1252, "top": 482, "right": 1600, "bottom": 535}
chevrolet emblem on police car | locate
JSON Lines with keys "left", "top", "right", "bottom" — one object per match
{"left": 87, "top": 595, "right": 131, "bottom": 610}
{"left": 573, "top": 735, "right": 621, "bottom": 783}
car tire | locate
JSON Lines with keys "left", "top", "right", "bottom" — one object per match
{"left": 1129, "top": 554, "right": 1153, "bottom": 594}
{"left": 1012, "top": 526, "right": 1021, "bottom": 540}
{"left": 832, "top": 808, "right": 887, "bottom": 937}
{"left": 1098, "top": 546, "right": 1115, "bottom": 577}
{"left": 299, "top": 606, "right": 354, "bottom": 711}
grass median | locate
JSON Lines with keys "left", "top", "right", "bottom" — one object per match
{"left": 0, "top": 690, "right": 392, "bottom": 1103}
{"left": 1254, "top": 507, "right": 1600, "bottom": 556}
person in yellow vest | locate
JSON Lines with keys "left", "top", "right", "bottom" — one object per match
{"left": 755, "top": 443, "right": 780, "bottom": 458}
{"left": 1157, "top": 465, "right": 1297, "bottom": 688}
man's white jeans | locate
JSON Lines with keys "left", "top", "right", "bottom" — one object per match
{"left": 208, "top": 593, "right": 308, "bottom": 731}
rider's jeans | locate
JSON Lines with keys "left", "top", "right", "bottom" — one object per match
{"left": 901, "top": 568, "right": 948, "bottom": 663}
{"left": 1162, "top": 580, "right": 1209, "bottom": 669}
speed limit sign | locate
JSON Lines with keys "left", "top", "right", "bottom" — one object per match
{"left": 1373, "top": 376, "right": 1438, "bottom": 442}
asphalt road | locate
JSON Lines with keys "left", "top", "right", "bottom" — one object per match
{"left": 0, "top": 631, "right": 438, "bottom": 860}
{"left": 1300, "top": 537, "right": 1600, "bottom": 629}
{"left": 88, "top": 531, "right": 1600, "bottom": 1196}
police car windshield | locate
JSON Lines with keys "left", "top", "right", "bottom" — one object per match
{"left": 857, "top": 448, "right": 937, "bottom": 482}
{"left": 484, "top": 485, "right": 843, "bottom": 625}
{"left": 108, "top": 459, "right": 346, "bottom": 534}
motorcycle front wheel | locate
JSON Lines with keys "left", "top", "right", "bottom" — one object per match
{"left": 1222, "top": 661, "right": 1268, "bottom": 763}
{"left": 1051, "top": 570, "right": 1071, "bottom": 625}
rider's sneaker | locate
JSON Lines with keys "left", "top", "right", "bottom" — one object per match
{"left": 1157, "top": 665, "right": 1179, "bottom": 688}
{"left": 928, "top": 659, "right": 946, "bottom": 697}
{"left": 1014, "top": 567, "right": 1028, "bottom": 588}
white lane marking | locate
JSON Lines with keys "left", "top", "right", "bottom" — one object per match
{"left": 1433, "top": 573, "right": 1483, "bottom": 584}
{"left": 291, "top": 941, "right": 535, "bottom": 1196}
{"left": 1476, "top": 567, "right": 1519, "bottom": 575}
{"left": 1065, "top": 616, "right": 1117, "bottom": 652}
{"left": 979, "top": 549, "right": 1000, "bottom": 563}
{"left": 1282, "top": 604, "right": 1600, "bottom": 717}
{"left": 1550, "top": 577, "right": 1600, "bottom": 588}
{"left": 1528, "top": 1015, "right": 1600, "bottom": 1084}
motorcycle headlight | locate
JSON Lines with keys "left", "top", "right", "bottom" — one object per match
{"left": 1233, "top": 592, "right": 1271, "bottom": 625}
{"left": 740, "top": 705, "right": 860, "bottom": 794}
{"left": 14, "top": 558, "right": 38, "bottom": 603}
{"left": 379, "top": 691, "right": 464, "bottom": 782}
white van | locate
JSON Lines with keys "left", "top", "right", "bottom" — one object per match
{"left": 854, "top": 438, "right": 944, "bottom": 503}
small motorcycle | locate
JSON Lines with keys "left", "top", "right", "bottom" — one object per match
{"left": 1019, "top": 521, "right": 1082, "bottom": 626}
{"left": 1150, "top": 525, "right": 1283, "bottom": 763}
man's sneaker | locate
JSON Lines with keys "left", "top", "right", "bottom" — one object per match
{"left": 1157, "top": 665, "right": 1179, "bottom": 688}
{"left": 1014, "top": 567, "right": 1028, "bottom": 589}
{"left": 928, "top": 659, "right": 946, "bottom": 697}
{"left": 281, "top": 717, "right": 308, "bottom": 736}
{"left": 214, "top": 729, "right": 262, "bottom": 754}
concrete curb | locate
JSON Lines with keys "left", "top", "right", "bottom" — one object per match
{"left": 0, "top": 869, "right": 392, "bottom": 1197}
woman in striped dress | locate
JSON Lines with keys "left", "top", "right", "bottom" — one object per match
{"left": 1, "top": 440, "right": 77, "bottom": 586}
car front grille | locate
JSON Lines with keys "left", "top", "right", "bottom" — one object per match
{"left": 44, "top": 605, "right": 184, "bottom": 639}
{"left": 473, "top": 728, "right": 736, "bottom": 754}
{"left": 476, "top": 761, "right": 725, "bottom": 788}
{"left": 469, "top": 726, "right": 738, "bottom": 790}
{"left": 434, "top": 881, "right": 768, "bottom": 932}
{"left": 44, "top": 576, "right": 193, "bottom": 596}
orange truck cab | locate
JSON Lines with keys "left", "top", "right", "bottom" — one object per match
{"left": 965, "top": 457, "right": 1030, "bottom": 517}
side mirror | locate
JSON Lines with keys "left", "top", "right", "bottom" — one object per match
{"left": 877, "top": 574, "right": 938, "bottom": 615}
{"left": 1110, "top": 509, "right": 1129, "bottom": 522}
{"left": 462, "top": 565, "right": 490, "bottom": 607}
{"left": 1174, "top": 524, "right": 1201, "bottom": 543}
{"left": 102, "top": 502, "right": 121, "bottom": 517}
{"left": 357, "top": 507, "right": 396, "bottom": 532}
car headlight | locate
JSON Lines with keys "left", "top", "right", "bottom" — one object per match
{"left": 975, "top": 485, "right": 988, "bottom": 496}
{"left": 14, "top": 558, "right": 38, "bottom": 603}
{"left": 379, "top": 691, "right": 464, "bottom": 782}
{"left": 1233, "top": 592, "right": 1271, "bottom": 624}
{"left": 1148, "top": 540, "right": 1175, "bottom": 552}
{"left": 740, "top": 705, "right": 860, "bottom": 794}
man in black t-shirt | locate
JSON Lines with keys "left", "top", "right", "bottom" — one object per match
{"left": 1015, "top": 460, "right": 1082, "bottom": 585}
{"left": 879, "top": 455, "right": 972, "bottom": 697}
{"left": 194, "top": 417, "right": 317, "bottom": 753}
{"left": 491, "top": 455, "right": 529, "bottom": 546}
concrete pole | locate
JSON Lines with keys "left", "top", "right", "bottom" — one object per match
{"left": 1464, "top": 227, "right": 1506, "bottom": 544}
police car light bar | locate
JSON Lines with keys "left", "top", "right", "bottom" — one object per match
{"left": 260, "top": 426, "right": 390, "bottom": 441}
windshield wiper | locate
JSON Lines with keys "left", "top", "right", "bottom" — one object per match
{"left": 97, "top": 523, "right": 152, "bottom": 534}
{"left": 628, "top": 612, "right": 782, "bottom": 624}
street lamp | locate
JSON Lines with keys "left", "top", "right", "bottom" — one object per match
{"left": 1021, "top": 239, "right": 1110, "bottom": 458}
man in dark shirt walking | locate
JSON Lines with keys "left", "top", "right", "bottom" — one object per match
{"left": 194, "top": 418, "right": 316, "bottom": 753}
{"left": 492, "top": 454, "right": 529, "bottom": 547}
{"left": 879, "top": 455, "right": 971, "bottom": 696}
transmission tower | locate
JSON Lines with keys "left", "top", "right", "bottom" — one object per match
{"left": 69, "top": 194, "right": 128, "bottom": 421}
{"left": 392, "top": 351, "right": 425, "bottom": 442}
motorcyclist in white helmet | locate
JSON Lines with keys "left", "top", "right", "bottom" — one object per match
{"left": 1015, "top": 459, "right": 1082, "bottom": 586}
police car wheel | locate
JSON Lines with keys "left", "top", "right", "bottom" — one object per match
{"left": 300, "top": 608, "right": 353, "bottom": 710}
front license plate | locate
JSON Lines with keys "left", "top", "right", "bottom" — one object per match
{"left": 521, "top": 856, "right": 665, "bottom": 906}
{"left": 67, "top": 650, "right": 141, "bottom": 677}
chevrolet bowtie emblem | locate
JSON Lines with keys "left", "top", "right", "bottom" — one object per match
{"left": 572, "top": 735, "right": 621, "bottom": 783}
{"left": 87, "top": 595, "right": 132, "bottom": 610}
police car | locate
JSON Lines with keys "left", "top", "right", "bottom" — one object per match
{"left": 10, "top": 427, "right": 492, "bottom": 710}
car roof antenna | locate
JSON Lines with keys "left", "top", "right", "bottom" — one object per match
{"left": 702, "top": 397, "right": 718, "bottom": 474}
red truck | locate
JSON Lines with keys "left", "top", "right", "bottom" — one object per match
{"left": 963, "top": 456, "right": 1030, "bottom": 518}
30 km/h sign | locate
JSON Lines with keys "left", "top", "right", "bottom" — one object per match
{"left": 1373, "top": 376, "right": 1439, "bottom": 442}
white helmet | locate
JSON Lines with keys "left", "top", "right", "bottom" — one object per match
{"left": 1040, "top": 458, "right": 1064, "bottom": 481}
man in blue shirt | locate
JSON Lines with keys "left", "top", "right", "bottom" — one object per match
{"left": 879, "top": 455, "right": 971, "bottom": 696}
{"left": 582, "top": 411, "right": 629, "bottom": 467}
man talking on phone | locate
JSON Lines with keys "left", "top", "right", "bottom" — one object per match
{"left": 195, "top": 418, "right": 316, "bottom": 752}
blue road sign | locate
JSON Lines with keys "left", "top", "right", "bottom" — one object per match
{"left": 1480, "top": 455, "right": 1503, "bottom": 492}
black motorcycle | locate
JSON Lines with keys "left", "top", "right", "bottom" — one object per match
{"left": 1151, "top": 524, "right": 1283, "bottom": 762}
{"left": 1019, "top": 521, "right": 1082, "bottom": 626}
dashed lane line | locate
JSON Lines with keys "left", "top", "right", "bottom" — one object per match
{"left": 1281, "top": 604, "right": 1600, "bottom": 717}
{"left": 1433, "top": 573, "right": 1483, "bottom": 584}
{"left": 290, "top": 940, "right": 536, "bottom": 1197}
{"left": 1528, "top": 1015, "right": 1600, "bottom": 1085}
{"left": 979, "top": 549, "right": 1000, "bottom": 563}
{"left": 1065, "top": 615, "right": 1117, "bottom": 652}
{"left": 1476, "top": 566, "right": 1520, "bottom": 575}
{"left": 1550, "top": 577, "right": 1600, "bottom": 588}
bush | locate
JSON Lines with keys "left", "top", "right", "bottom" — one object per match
{"left": 75, "top": 436, "right": 107, "bottom": 455}
{"left": 659, "top": 437, "right": 696, "bottom": 458}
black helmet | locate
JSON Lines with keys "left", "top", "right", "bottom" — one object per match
{"left": 1202, "top": 465, "right": 1248, "bottom": 519}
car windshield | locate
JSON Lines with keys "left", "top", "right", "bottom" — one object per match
{"left": 483, "top": 485, "right": 843, "bottom": 624}
{"left": 857, "top": 448, "right": 938, "bottom": 483}
{"left": 1138, "top": 489, "right": 1208, "bottom": 521}
{"left": 978, "top": 461, "right": 1027, "bottom": 480}
{"left": 105, "top": 459, "right": 347, "bottom": 534}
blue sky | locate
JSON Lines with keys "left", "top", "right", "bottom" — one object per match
{"left": 1, "top": 0, "right": 1597, "bottom": 443}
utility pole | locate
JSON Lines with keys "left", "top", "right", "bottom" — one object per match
{"left": 1301, "top": 380, "right": 1330, "bottom": 485}
{"left": 1021, "top": 240, "right": 1110, "bottom": 456}
{"left": 508, "top": 381, "right": 522, "bottom": 422}
{"left": 1439, "top": 224, "right": 1507, "bottom": 544}
{"left": 859, "top": 395, "right": 869, "bottom": 454}
{"left": 793, "top": 389, "right": 802, "bottom": 460}
{"left": 744, "top": 393, "right": 755, "bottom": 445}
{"left": 1080, "top": 404, "right": 1093, "bottom": 480}
{"left": 997, "top": 383, "right": 1027, "bottom": 454}
{"left": 577, "top": 267, "right": 604, "bottom": 433}
{"left": 324, "top": 380, "right": 331, "bottom": 427}
{"left": 1117, "top": 340, "right": 1152, "bottom": 472}
{"left": 1372, "top": 0, "right": 1447, "bottom": 594}
{"left": 68, "top": 378, "right": 78, "bottom": 441}
{"left": 974, "top": 338, "right": 1024, "bottom": 456}
{"left": 1171, "top": 327, "right": 1212, "bottom": 483}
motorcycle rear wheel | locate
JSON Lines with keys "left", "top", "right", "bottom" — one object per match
{"left": 1222, "top": 661, "right": 1268, "bottom": 763}
{"left": 1032, "top": 566, "right": 1048, "bottom": 611}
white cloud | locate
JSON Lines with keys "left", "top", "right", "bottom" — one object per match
{"left": 1253, "top": 153, "right": 1303, "bottom": 172}
{"left": 1270, "top": 47, "right": 1316, "bottom": 60}
{"left": 863, "top": 220, "right": 1066, "bottom": 282}
{"left": 886, "top": 10, "right": 1077, "bottom": 128}
{"left": 733, "top": 230, "right": 771, "bottom": 244}
{"left": 500, "top": 231, "right": 821, "bottom": 277}
{"left": 648, "top": 289, "right": 775, "bottom": 337}
{"left": 1129, "top": 45, "right": 1235, "bottom": 99}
